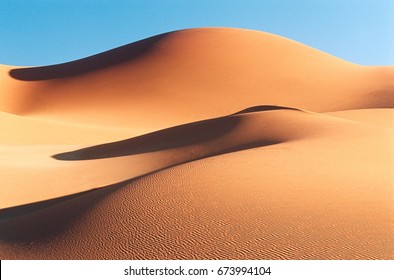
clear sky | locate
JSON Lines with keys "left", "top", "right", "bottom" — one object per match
{"left": 0, "top": 0, "right": 393, "bottom": 66}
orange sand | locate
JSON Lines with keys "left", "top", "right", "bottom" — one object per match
{"left": 0, "top": 28, "right": 393, "bottom": 259}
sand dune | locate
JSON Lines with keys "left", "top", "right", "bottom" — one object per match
{"left": 0, "top": 107, "right": 355, "bottom": 208}
{"left": 1, "top": 28, "right": 393, "bottom": 129}
{"left": 0, "top": 28, "right": 393, "bottom": 259}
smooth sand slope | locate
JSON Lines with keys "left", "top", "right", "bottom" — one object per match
{"left": 0, "top": 28, "right": 393, "bottom": 259}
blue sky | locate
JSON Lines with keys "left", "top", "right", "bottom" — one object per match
{"left": 0, "top": 0, "right": 393, "bottom": 66}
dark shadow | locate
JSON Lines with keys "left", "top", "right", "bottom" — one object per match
{"left": 0, "top": 183, "right": 121, "bottom": 242}
{"left": 9, "top": 33, "right": 168, "bottom": 81}
{"left": 233, "top": 105, "right": 301, "bottom": 115}
{"left": 53, "top": 115, "right": 241, "bottom": 160}
{"left": 0, "top": 188, "right": 108, "bottom": 222}
{"left": 52, "top": 105, "right": 294, "bottom": 161}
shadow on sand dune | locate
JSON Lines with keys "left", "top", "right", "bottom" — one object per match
{"left": 233, "top": 105, "right": 301, "bottom": 114}
{"left": 9, "top": 33, "right": 167, "bottom": 81}
{"left": 0, "top": 184, "right": 120, "bottom": 242}
{"left": 53, "top": 106, "right": 290, "bottom": 161}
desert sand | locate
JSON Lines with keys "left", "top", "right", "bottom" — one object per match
{"left": 0, "top": 28, "right": 393, "bottom": 259}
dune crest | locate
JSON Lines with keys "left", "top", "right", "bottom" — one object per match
{"left": 1, "top": 28, "right": 393, "bottom": 130}
{"left": 0, "top": 107, "right": 344, "bottom": 209}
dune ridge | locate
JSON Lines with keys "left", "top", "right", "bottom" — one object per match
{"left": 0, "top": 27, "right": 393, "bottom": 259}
{"left": 1, "top": 28, "right": 393, "bottom": 129}
{"left": 0, "top": 107, "right": 334, "bottom": 208}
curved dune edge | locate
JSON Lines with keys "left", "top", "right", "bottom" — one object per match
{"left": 1, "top": 106, "right": 340, "bottom": 209}
{"left": 0, "top": 106, "right": 305, "bottom": 214}
{"left": 0, "top": 105, "right": 392, "bottom": 211}
{"left": 0, "top": 188, "right": 102, "bottom": 221}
